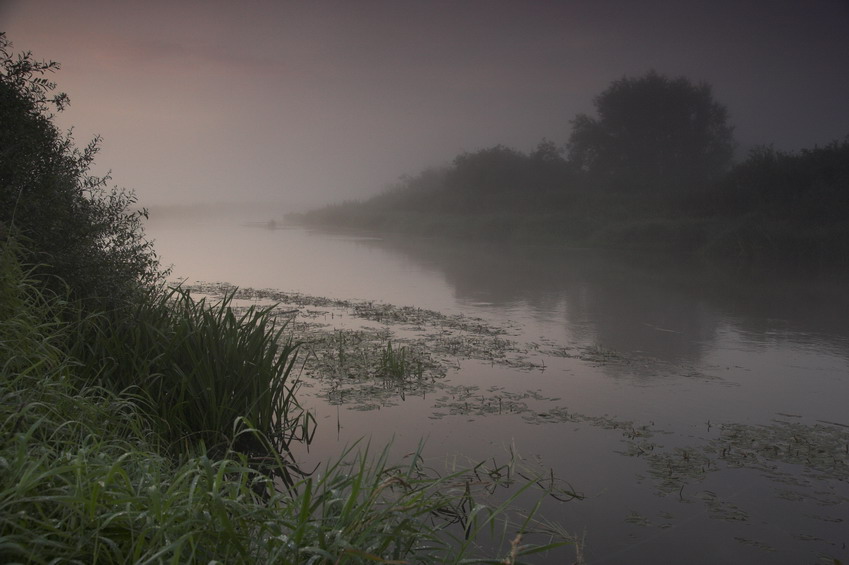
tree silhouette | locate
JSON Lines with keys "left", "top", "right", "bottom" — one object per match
{"left": 0, "top": 33, "right": 160, "bottom": 308}
{"left": 568, "top": 71, "right": 735, "bottom": 193}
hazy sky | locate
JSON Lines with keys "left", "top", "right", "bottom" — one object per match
{"left": 3, "top": 0, "right": 849, "bottom": 210}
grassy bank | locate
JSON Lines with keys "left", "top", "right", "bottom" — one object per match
{"left": 0, "top": 239, "right": 572, "bottom": 563}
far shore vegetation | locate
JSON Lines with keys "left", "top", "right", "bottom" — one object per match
{"left": 1, "top": 33, "right": 574, "bottom": 563}
{"left": 291, "top": 72, "right": 849, "bottom": 272}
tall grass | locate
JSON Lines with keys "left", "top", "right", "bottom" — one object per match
{"left": 68, "top": 287, "right": 314, "bottom": 464}
{"left": 2, "top": 238, "right": 575, "bottom": 563}
{"left": 379, "top": 341, "right": 424, "bottom": 380}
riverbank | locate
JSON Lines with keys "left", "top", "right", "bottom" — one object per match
{"left": 0, "top": 240, "right": 574, "bottom": 563}
{"left": 5, "top": 233, "right": 846, "bottom": 563}
{"left": 290, "top": 138, "right": 849, "bottom": 273}
{"left": 190, "top": 282, "right": 849, "bottom": 565}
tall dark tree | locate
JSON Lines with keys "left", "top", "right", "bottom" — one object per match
{"left": 567, "top": 71, "right": 735, "bottom": 192}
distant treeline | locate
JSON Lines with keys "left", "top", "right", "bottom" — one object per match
{"left": 292, "top": 72, "right": 849, "bottom": 271}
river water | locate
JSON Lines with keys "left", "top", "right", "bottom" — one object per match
{"left": 147, "top": 214, "right": 849, "bottom": 564}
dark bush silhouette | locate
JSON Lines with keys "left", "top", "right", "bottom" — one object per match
{"left": 0, "top": 33, "right": 161, "bottom": 307}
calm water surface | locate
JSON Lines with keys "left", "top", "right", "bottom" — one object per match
{"left": 147, "top": 215, "right": 849, "bottom": 564}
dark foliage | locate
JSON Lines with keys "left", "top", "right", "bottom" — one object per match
{"left": 297, "top": 135, "right": 848, "bottom": 270}
{"left": 295, "top": 69, "right": 847, "bottom": 270}
{"left": 567, "top": 70, "right": 735, "bottom": 193}
{"left": 718, "top": 140, "right": 848, "bottom": 222}
{"left": 0, "top": 33, "right": 161, "bottom": 309}
{"left": 695, "top": 139, "right": 849, "bottom": 267}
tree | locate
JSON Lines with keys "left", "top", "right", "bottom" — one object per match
{"left": 449, "top": 145, "right": 529, "bottom": 193}
{"left": 529, "top": 138, "right": 573, "bottom": 194}
{"left": 0, "top": 33, "right": 161, "bottom": 308}
{"left": 442, "top": 145, "right": 530, "bottom": 212}
{"left": 567, "top": 71, "right": 735, "bottom": 192}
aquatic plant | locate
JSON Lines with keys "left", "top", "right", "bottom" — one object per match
{"left": 378, "top": 341, "right": 424, "bottom": 380}
{"left": 67, "top": 286, "right": 314, "bottom": 465}
{"left": 1, "top": 239, "right": 578, "bottom": 563}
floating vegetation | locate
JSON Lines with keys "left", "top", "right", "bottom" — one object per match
{"left": 185, "top": 283, "right": 723, "bottom": 393}
{"left": 580, "top": 344, "right": 623, "bottom": 364}
{"left": 623, "top": 419, "right": 849, "bottom": 498}
{"left": 732, "top": 536, "right": 776, "bottom": 552}
{"left": 430, "top": 386, "right": 554, "bottom": 420}
{"left": 186, "top": 283, "right": 849, "bottom": 561}
{"left": 184, "top": 283, "right": 547, "bottom": 409}
{"left": 709, "top": 420, "right": 849, "bottom": 482}
{"left": 696, "top": 490, "right": 750, "bottom": 522}
{"left": 297, "top": 328, "right": 444, "bottom": 409}
{"left": 185, "top": 282, "right": 519, "bottom": 335}
{"left": 611, "top": 416, "right": 849, "bottom": 559}
{"left": 624, "top": 510, "right": 674, "bottom": 529}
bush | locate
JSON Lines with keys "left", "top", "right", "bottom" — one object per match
{"left": 0, "top": 33, "right": 161, "bottom": 309}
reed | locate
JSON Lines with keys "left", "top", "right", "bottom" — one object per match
{"left": 378, "top": 341, "right": 423, "bottom": 380}
{"left": 68, "top": 287, "right": 314, "bottom": 462}
{"left": 2, "top": 239, "right": 573, "bottom": 563}
{"left": 1, "top": 379, "right": 569, "bottom": 563}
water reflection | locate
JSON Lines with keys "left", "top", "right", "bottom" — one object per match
{"left": 348, "top": 233, "right": 849, "bottom": 366}
{"left": 146, "top": 219, "right": 849, "bottom": 563}
{"left": 147, "top": 213, "right": 849, "bottom": 372}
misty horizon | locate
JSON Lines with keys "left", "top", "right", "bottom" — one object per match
{"left": 3, "top": 0, "right": 849, "bottom": 210}
{"left": 5, "top": 7, "right": 849, "bottom": 561}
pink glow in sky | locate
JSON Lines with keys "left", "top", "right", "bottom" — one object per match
{"left": 3, "top": 0, "right": 849, "bottom": 210}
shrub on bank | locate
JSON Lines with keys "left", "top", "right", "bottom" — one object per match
{"left": 1, "top": 33, "right": 575, "bottom": 563}
{"left": 1, "top": 239, "right": 572, "bottom": 563}
{"left": 0, "top": 33, "right": 161, "bottom": 310}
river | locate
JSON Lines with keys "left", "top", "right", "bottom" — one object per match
{"left": 146, "top": 213, "right": 849, "bottom": 564}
